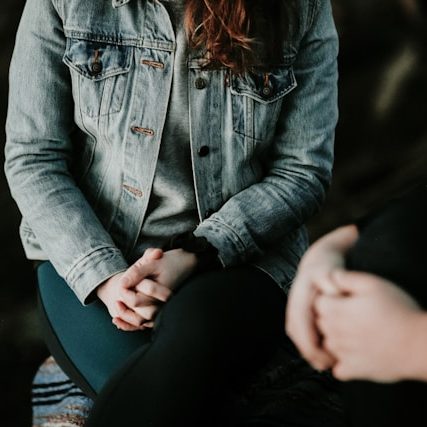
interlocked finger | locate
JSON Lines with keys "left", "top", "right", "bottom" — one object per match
{"left": 115, "top": 301, "right": 146, "bottom": 328}
{"left": 113, "top": 317, "right": 141, "bottom": 332}
{"left": 120, "top": 288, "right": 156, "bottom": 308}
{"left": 132, "top": 304, "right": 159, "bottom": 322}
{"left": 135, "top": 278, "right": 172, "bottom": 302}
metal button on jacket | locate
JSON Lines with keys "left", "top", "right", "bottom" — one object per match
{"left": 198, "top": 146, "right": 210, "bottom": 157}
{"left": 91, "top": 61, "right": 103, "bottom": 75}
{"left": 262, "top": 86, "right": 273, "bottom": 97}
{"left": 195, "top": 77, "right": 207, "bottom": 90}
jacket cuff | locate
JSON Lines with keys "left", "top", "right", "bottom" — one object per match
{"left": 64, "top": 246, "right": 129, "bottom": 305}
{"left": 194, "top": 218, "right": 249, "bottom": 267}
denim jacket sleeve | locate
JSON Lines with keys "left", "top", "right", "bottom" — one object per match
{"left": 194, "top": 0, "right": 338, "bottom": 265}
{"left": 4, "top": 0, "right": 129, "bottom": 304}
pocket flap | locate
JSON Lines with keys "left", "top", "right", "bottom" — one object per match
{"left": 63, "top": 38, "right": 132, "bottom": 81}
{"left": 230, "top": 66, "right": 297, "bottom": 104}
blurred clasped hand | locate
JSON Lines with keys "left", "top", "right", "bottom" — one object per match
{"left": 286, "top": 224, "right": 426, "bottom": 382}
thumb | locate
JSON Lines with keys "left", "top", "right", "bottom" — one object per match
{"left": 143, "top": 248, "right": 164, "bottom": 261}
{"left": 120, "top": 248, "right": 163, "bottom": 288}
{"left": 119, "top": 259, "right": 156, "bottom": 289}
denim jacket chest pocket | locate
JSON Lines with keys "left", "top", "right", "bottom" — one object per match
{"left": 230, "top": 64, "right": 297, "bottom": 142}
{"left": 63, "top": 38, "right": 132, "bottom": 118}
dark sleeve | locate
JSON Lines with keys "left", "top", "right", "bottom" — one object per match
{"left": 345, "top": 183, "right": 427, "bottom": 307}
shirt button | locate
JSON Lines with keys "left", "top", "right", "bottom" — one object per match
{"left": 90, "top": 62, "right": 103, "bottom": 76}
{"left": 198, "top": 146, "right": 210, "bottom": 157}
{"left": 195, "top": 77, "right": 207, "bottom": 90}
{"left": 204, "top": 209, "right": 214, "bottom": 219}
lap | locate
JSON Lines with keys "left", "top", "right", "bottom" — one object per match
{"left": 85, "top": 266, "right": 286, "bottom": 426}
{"left": 37, "top": 261, "right": 286, "bottom": 396}
{"left": 37, "top": 261, "right": 151, "bottom": 395}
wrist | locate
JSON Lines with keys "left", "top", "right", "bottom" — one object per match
{"left": 175, "top": 248, "right": 198, "bottom": 272}
{"left": 166, "top": 231, "right": 221, "bottom": 274}
{"left": 95, "top": 273, "right": 119, "bottom": 301}
{"left": 95, "top": 278, "right": 109, "bottom": 300}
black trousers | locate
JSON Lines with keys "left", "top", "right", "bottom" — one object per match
{"left": 342, "top": 183, "right": 427, "bottom": 427}
{"left": 37, "top": 262, "right": 287, "bottom": 426}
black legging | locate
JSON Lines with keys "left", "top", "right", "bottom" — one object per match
{"left": 37, "top": 262, "right": 287, "bottom": 426}
{"left": 342, "top": 183, "right": 427, "bottom": 427}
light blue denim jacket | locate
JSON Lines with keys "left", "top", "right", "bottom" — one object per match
{"left": 4, "top": 0, "right": 338, "bottom": 304}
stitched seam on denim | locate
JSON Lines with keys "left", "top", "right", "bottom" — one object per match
{"left": 204, "top": 218, "right": 248, "bottom": 256}
{"left": 63, "top": 29, "right": 139, "bottom": 46}
{"left": 74, "top": 68, "right": 98, "bottom": 143}
{"left": 308, "top": 0, "right": 321, "bottom": 32}
{"left": 65, "top": 246, "right": 124, "bottom": 281}
{"left": 63, "top": 29, "right": 176, "bottom": 51}
{"left": 73, "top": 68, "right": 100, "bottom": 190}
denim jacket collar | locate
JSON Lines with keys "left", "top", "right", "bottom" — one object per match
{"left": 112, "top": 0, "right": 132, "bottom": 9}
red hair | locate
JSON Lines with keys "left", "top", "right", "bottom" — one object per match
{"left": 184, "top": 0, "right": 295, "bottom": 74}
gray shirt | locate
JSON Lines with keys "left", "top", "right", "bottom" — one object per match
{"left": 134, "top": 0, "right": 199, "bottom": 256}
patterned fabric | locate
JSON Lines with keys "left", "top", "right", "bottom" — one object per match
{"left": 32, "top": 345, "right": 347, "bottom": 427}
{"left": 32, "top": 357, "right": 93, "bottom": 427}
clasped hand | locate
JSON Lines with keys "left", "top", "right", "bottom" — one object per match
{"left": 286, "top": 224, "right": 424, "bottom": 382}
{"left": 97, "top": 248, "right": 198, "bottom": 332}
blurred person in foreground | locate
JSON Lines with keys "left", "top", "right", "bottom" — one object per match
{"left": 286, "top": 183, "right": 427, "bottom": 426}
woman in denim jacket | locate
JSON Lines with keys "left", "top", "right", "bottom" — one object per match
{"left": 5, "top": 0, "right": 338, "bottom": 425}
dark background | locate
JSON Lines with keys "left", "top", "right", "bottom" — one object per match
{"left": 1, "top": 1, "right": 426, "bottom": 426}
